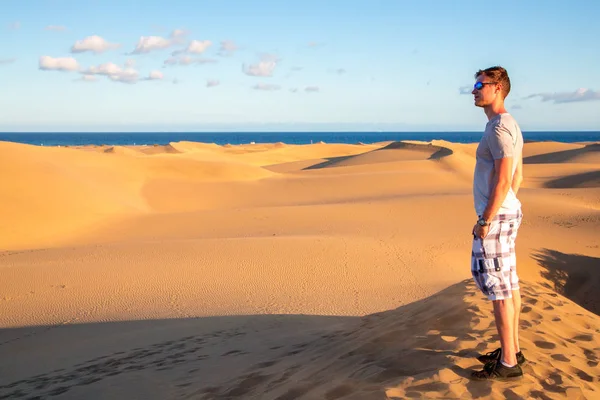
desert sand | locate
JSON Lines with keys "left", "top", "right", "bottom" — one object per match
{"left": 0, "top": 138, "right": 599, "bottom": 399}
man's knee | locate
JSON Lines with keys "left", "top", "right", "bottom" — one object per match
{"left": 492, "top": 298, "right": 515, "bottom": 312}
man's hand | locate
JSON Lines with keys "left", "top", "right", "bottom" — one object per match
{"left": 473, "top": 223, "right": 490, "bottom": 239}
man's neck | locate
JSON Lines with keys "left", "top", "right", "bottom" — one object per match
{"left": 484, "top": 102, "right": 507, "bottom": 121}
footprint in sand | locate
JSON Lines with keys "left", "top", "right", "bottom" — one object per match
{"left": 572, "top": 368, "right": 594, "bottom": 382}
{"left": 534, "top": 340, "right": 556, "bottom": 349}
{"left": 266, "top": 365, "right": 301, "bottom": 390}
{"left": 543, "top": 372, "right": 563, "bottom": 389}
{"left": 584, "top": 349, "right": 599, "bottom": 367}
{"left": 551, "top": 354, "right": 570, "bottom": 362}
{"left": 76, "top": 377, "right": 102, "bottom": 386}
{"left": 222, "top": 350, "right": 243, "bottom": 356}
{"left": 48, "top": 386, "right": 70, "bottom": 396}
{"left": 525, "top": 298, "right": 539, "bottom": 306}
{"left": 254, "top": 360, "right": 278, "bottom": 369}
{"left": 521, "top": 320, "right": 533, "bottom": 329}
{"left": 572, "top": 334, "right": 594, "bottom": 342}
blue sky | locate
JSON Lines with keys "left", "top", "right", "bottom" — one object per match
{"left": 1, "top": 0, "right": 599, "bottom": 132}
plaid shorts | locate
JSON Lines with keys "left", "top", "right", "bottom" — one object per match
{"left": 471, "top": 210, "right": 523, "bottom": 301}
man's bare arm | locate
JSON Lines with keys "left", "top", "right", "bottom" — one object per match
{"left": 481, "top": 157, "right": 513, "bottom": 222}
{"left": 511, "top": 155, "right": 523, "bottom": 195}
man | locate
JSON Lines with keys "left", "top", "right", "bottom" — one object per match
{"left": 469, "top": 66, "right": 525, "bottom": 381}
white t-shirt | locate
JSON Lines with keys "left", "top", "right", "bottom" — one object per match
{"left": 473, "top": 113, "right": 523, "bottom": 216}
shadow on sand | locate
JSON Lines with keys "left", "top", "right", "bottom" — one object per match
{"left": 543, "top": 170, "right": 600, "bottom": 189}
{"left": 532, "top": 248, "right": 600, "bottom": 315}
{"left": 523, "top": 143, "right": 600, "bottom": 165}
{"left": 302, "top": 141, "right": 453, "bottom": 170}
{"left": 0, "top": 280, "right": 497, "bottom": 399}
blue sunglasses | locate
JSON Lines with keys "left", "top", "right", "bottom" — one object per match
{"left": 473, "top": 81, "right": 497, "bottom": 90}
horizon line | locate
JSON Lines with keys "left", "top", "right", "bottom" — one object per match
{"left": 2, "top": 130, "right": 600, "bottom": 134}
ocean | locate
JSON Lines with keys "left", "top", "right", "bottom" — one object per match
{"left": 0, "top": 131, "right": 599, "bottom": 147}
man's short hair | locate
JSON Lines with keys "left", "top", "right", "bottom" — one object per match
{"left": 475, "top": 66, "right": 511, "bottom": 99}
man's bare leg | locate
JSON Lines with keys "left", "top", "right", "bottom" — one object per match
{"left": 512, "top": 289, "right": 521, "bottom": 353}
{"left": 492, "top": 299, "right": 517, "bottom": 365}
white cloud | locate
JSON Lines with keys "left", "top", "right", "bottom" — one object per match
{"left": 132, "top": 36, "right": 171, "bottom": 54}
{"left": 146, "top": 70, "right": 164, "bottom": 80}
{"left": 85, "top": 62, "right": 139, "bottom": 84}
{"left": 125, "top": 59, "right": 136, "bottom": 68}
{"left": 243, "top": 60, "right": 276, "bottom": 77}
{"left": 459, "top": 86, "right": 472, "bottom": 94}
{"left": 218, "top": 40, "right": 238, "bottom": 56}
{"left": 86, "top": 62, "right": 122, "bottom": 75}
{"left": 253, "top": 83, "right": 281, "bottom": 91}
{"left": 82, "top": 62, "right": 164, "bottom": 84}
{"left": 131, "top": 29, "right": 188, "bottom": 54}
{"left": 307, "top": 41, "right": 320, "bottom": 47}
{"left": 39, "top": 56, "right": 80, "bottom": 71}
{"left": 206, "top": 79, "right": 220, "bottom": 88}
{"left": 109, "top": 69, "right": 139, "bottom": 84}
{"left": 8, "top": 21, "right": 20, "bottom": 30}
{"left": 524, "top": 88, "right": 600, "bottom": 104}
{"left": 242, "top": 54, "right": 281, "bottom": 77}
{"left": 305, "top": 86, "right": 319, "bottom": 93}
{"left": 291, "top": 66, "right": 303, "bottom": 71}
{"left": 183, "top": 39, "right": 212, "bottom": 54}
{"left": 71, "top": 35, "right": 120, "bottom": 54}
{"left": 0, "top": 58, "right": 16, "bottom": 65}
{"left": 45, "top": 25, "right": 67, "bottom": 32}
{"left": 163, "top": 55, "right": 217, "bottom": 66}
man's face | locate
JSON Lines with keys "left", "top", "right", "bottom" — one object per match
{"left": 471, "top": 75, "right": 499, "bottom": 107}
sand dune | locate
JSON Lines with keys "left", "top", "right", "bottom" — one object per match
{"left": 233, "top": 143, "right": 383, "bottom": 167}
{"left": 0, "top": 141, "right": 149, "bottom": 250}
{"left": 1, "top": 138, "right": 599, "bottom": 399}
{"left": 136, "top": 143, "right": 182, "bottom": 155}
{"left": 301, "top": 142, "right": 446, "bottom": 170}
{"left": 524, "top": 143, "right": 600, "bottom": 164}
{"left": 0, "top": 141, "right": 276, "bottom": 249}
{"left": 1, "top": 280, "right": 597, "bottom": 399}
{"left": 102, "top": 145, "right": 143, "bottom": 156}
